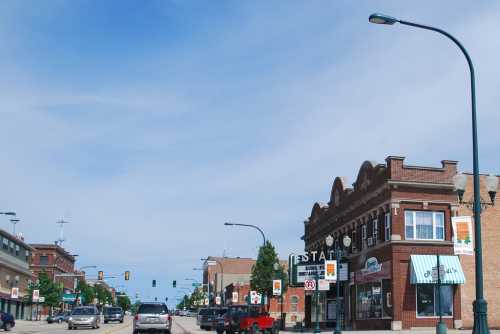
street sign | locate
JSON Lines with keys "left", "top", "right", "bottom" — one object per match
{"left": 318, "top": 279, "right": 330, "bottom": 291}
{"left": 32, "top": 289, "right": 40, "bottom": 302}
{"left": 304, "top": 279, "right": 316, "bottom": 291}
{"left": 250, "top": 291, "right": 262, "bottom": 304}
{"left": 11, "top": 288, "right": 19, "bottom": 299}
{"left": 39, "top": 296, "right": 45, "bottom": 303}
{"left": 272, "top": 280, "right": 282, "bottom": 296}
{"left": 324, "top": 260, "right": 337, "bottom": 281}
{"left": 192, "top": 283, "right": 201, "bottom": 287}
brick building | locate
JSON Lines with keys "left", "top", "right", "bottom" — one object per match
{"left": 302, "top": 156, "right": 466, "bottom": 330}
{"left": 0, "top": 229, "right": 35, "bottom": 319}
{"left": 30, "top": 244, "right": 77, "bottom": 292}
{"left": 457, "top": 173, "right": 500, "bottom": 328}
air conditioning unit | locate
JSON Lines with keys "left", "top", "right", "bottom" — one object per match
{"left": 367, "top": 237, "right": 374, "bottom": 247}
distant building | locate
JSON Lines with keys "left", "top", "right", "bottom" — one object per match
{"left": 30, "top": 244, "right": 77, "bottom": 293}
{"left": 0, "top": 229, "right": 35, "bottom": 319}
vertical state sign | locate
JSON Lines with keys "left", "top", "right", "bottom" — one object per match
{"left": 273, "top": 280, "right": 282, "bottom": 296}
{"left": 452, "top": 216, "right": 474, "bottom": 255}
{"left": 324, "top": 260, "right": 337, "bottom": 281}
{"left": 232, "top": 292, "right": 238, "bottom": 303}
{"left": 32, "top": 289, "right": 40, "bottom": 302}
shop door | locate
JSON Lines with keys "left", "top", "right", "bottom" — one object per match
{"left": 15, "top": 302, "right": 20, "bottom": 319}
{"left": 0, "top": 299, "right": 5, "bottom": 312}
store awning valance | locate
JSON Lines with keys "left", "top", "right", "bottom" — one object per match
{"left": 410, "top": 255, "right": 466, "bottom": 284}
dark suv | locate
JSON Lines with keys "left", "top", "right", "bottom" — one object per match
{"left": 103, "top": 306, "right": 124, "bottom": 323}
{"left": 133, "top": 302, "right": 171, "bottom": 334}
{"left": 198, "top": 307, "right": 227, "bottom": 330}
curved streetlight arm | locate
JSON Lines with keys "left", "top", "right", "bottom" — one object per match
{"left": 370, "top": 14, "right": 487, "bottom": 334}
{"left": 225, "top": 222, "right": 266, "bottom": 246}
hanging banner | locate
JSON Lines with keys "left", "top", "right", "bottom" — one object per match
{"left": 232, "top": 292, "right": 238, "bottom": 303}
{"left": 32, "top": 289, "right": 40, "bottom": 302}
{"left": 11, "top": 287, "right": 19, "bottom": 299}
{"left": 452, "top": 216, "right": 474, "bottom": 256}
{"left": 324, "top": 260, "right": 337, "bottom": 281}
{"left": 215, "top": 296, "right": 221, "bottom": 305}
{"left": 273, "top": 280, "right": 282, "bottom": 296}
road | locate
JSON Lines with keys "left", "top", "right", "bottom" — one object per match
{"left": 10, "top": 316, "right": 188, "bottom": 334}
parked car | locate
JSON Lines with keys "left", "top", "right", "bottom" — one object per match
{"left": 216, "top": 305, "right": 277, "bottom": 334}
{"left": 0, "top": 311, "right": 15, "bottom": 331}
{"left": 68, "top": 306, "right": 101, "bottom": 330}
{"left": 133, "top": 302, "right": 171, "bottom": 334}
{"left": 47, "top": 311, "right": 70, "bottom": 323}
{"left": 198, "top": 307, "right": 228, "bottom": 330}
{"left": 103, "top": 306, "right": 124, "bottom": 323}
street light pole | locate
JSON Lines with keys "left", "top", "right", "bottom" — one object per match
{"left": 369, "top": 13, "right": 488, "bottom": 334}
{"left": 224, "top": 222, "right": 266, "bottom": 247}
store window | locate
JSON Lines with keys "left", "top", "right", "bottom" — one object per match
{"left": 357, "top": 282, "right": 383, "bottom": 319}
{"left": 39, "top": 255, "right": 49, "bottom": 266}
{"left": 2, "top": 238, "right": 8, "bottom": 251}
{"left": 290, "top": 296, "right": 299, "bottom": 312}
{"left": 405, "top": 211, "right": 445, "bottom": 241}
{"left": 416, "top": 285, "right": 453, "bottom": 317}
{"left": 384, "top": 213, "right": 391, "bottom": 241}
{"left": 15, "top": 245, "right": 20, "bottom": 256}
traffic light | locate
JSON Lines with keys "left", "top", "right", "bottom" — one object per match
{"left": 98, "top": 271, "right": 104, "bottom": 281}
{"left": 173, "top": 280, "right": 176, "bottom": 288}
{"left": 124, "top": 271, "right": 130, "bottom": 281}
{"left": 152, "top": 279, "right": 156, "bottom": 287}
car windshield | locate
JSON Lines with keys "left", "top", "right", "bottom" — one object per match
{"left": 138, "top": 304, "right": 168, "bottom": 314}
{"left": 72, "top": 308, "right": 95, "bottom": 315}
{"left": 105, "top": 307, "right": 122, "bottom": 314}
{"left": 198, "top": 308, "right": 210, "bottom": 315}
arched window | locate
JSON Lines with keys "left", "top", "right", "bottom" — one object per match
{"left": 290, "top": 295, "right": 299, "bottom": 312}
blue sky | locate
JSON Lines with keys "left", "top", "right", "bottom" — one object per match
{"left": 0, "top": 1, "right": 499, "bottom": 306}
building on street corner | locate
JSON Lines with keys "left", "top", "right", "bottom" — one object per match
{"left": 302, "top": 156, "right": 475, "bottom": 330}
{"left": 0, "top": 229, "right": 35, "bottom": 319}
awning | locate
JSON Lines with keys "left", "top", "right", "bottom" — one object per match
{"left": 410, "top": 255, "right": 466, "bottom": 284}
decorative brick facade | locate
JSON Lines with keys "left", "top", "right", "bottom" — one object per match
{"left": 303, "top": 156, "right": 464, "bottom": 330}
{"left": 30, "top": 244, "right": 76, "bottom": 292}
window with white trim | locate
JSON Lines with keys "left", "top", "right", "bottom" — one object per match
{"left": 352, "top": 230, "right": 357, "bottom": 253}
{"left": 362, "top": 225, "right": 367, "bottom": 240}
{"left": 373, "top": 219, "right": 378, "bottom": 242}
{"left": 405, "top": 211, "right": 445, "bottom": 241}
{"left": 290, "top": 295, "right": 299, "bottom": 312}
{"left": 384, "top": 213, "right": 391, "bottom": 241}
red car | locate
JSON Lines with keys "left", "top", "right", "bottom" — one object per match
{"left": 216, "top": 305, "right": 278, "bottom": 334}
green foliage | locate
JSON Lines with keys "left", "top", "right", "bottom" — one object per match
{"left": 176, "top": 294, "right": 190, "bottom": 309}
{"left": 77, "top": 280, "right": 95, "bottom": 305}
{"left": 94, "top": 284, "right": 114, "bottom": 305}
{"left": 130, "top": 300, "right": 141, "bottom": 314}
{"left": 250, "top": 241, "right": 288, "bottom": 300}
{"left": 27, "top": 272, "right": 63, "bottom": 307}
{"left": 116, "top": 293, "right": 132, "bottom": 311}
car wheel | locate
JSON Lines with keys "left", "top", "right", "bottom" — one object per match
{"left": 58, "top": 319, "right": 62, "bottom": 323}
{"left": 4, "top": 323, "right": 12, "bottom": 331}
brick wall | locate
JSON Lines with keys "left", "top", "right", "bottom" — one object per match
{"left": 458, "top": 174, "right": 500, "bottom": 329}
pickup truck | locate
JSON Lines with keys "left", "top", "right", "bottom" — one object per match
{"left": 216, "top": 305, "right": 278, "bottom": 334}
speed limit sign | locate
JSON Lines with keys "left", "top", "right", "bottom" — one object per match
{"left": 304, "top": 279, "right": 316, "bottom": 291}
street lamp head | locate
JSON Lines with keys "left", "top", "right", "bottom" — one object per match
{"left": 369, "top": 13, "right": 399, "bottom": 25}
{"left": 2, "top": 212, "right": 16, "bottom": 216}
{"left": 343, "top": 235, "right": 352, "bottom": 248}
{"left": 486, "top": 174, "right": 498, "bottom": 205}
{"left": 453, "top": 173, "right": 468, "bottom": 203}
{"left": 325, "top": 235, "right": 334, "bottom": 247}
{"left": 224, "top": 222, "right": 233, "bottom": 226}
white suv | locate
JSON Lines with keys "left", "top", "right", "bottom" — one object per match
{"left": 133, "top": 302, "right": 171, "bottom": 334}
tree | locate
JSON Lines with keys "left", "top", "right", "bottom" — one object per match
{"left": 77, "top": 280, "right": 95, "bottom": 305}
{"left": 27, "top": 272, "right": 63, "bottom": 308}
{"left": 116, "top": 294, "right": 131, "bottom": 311}
{"left": 130, "top": 300, "right": 141, "bottom": 314}
{"left": 176, "top": 295, "right": 190, "bottom": 309}
{"left": 250, "top": 241, "right": 288, "bottom": 304}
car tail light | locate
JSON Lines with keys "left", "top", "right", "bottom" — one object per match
{"left": 168, "top": 315, "right": 172, "bottom": 322}
{"left": 134, "top": 314, "right": 139, "bottom": 321}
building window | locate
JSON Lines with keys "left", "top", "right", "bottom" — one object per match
{"left": 405, "top": 211, "right": 445, "bottom": 241}
{"left": 356, "top": 282, "right": 383, "bottom": 319}
{"left": 39, "top": 255, "right": 49, "bottom": 266}
{"left": 25, "top": 250, "right": 30, "bottom": 262}
{"left": 362, "top": 225, "right": 367, "bottom": 240}
{"left": 352, "top": 230, "right": 357, "bottom": 253}
{"left": 9, "top": 241, "right": 14, "bottom": 253}
{"left": 15, "top": 245, "right": 20, "bottom": 256}
{"left": 384, "top": 213, "right": 391, "bottom": 241}
{"left": 373, "top": 219, "right": 378, "bottom": 242}
{"left": 2, "top": 238, "right": 8, "bottom": 250}
{"left": 416, "top": 285, "right": 453, "bottom": 317}
{"left": 290, "top": 295, "right": 299, "bottom": 312}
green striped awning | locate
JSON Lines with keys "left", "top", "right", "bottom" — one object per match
{"left": 410, "top": 255, "right": 466, "bottom": 284}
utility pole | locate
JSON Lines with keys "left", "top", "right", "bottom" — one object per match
{"left": 56, "top": 219, "right": 70, "bottom": 247}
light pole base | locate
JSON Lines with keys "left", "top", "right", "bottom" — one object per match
{"left": 472, "top": 299, "right": 490, "bottom": 334}
{"left": 334, "top": 328, "right": 342, "bottom": 334}
{"left": 436, "top": 321, "right": 447, "bottom": 334}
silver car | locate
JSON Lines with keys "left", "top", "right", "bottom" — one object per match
{"left": 68, "top": 306, "right": 101, "bottom": 330}
{"left": 133, "top": 302, "right": 171, "bottom": 334}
